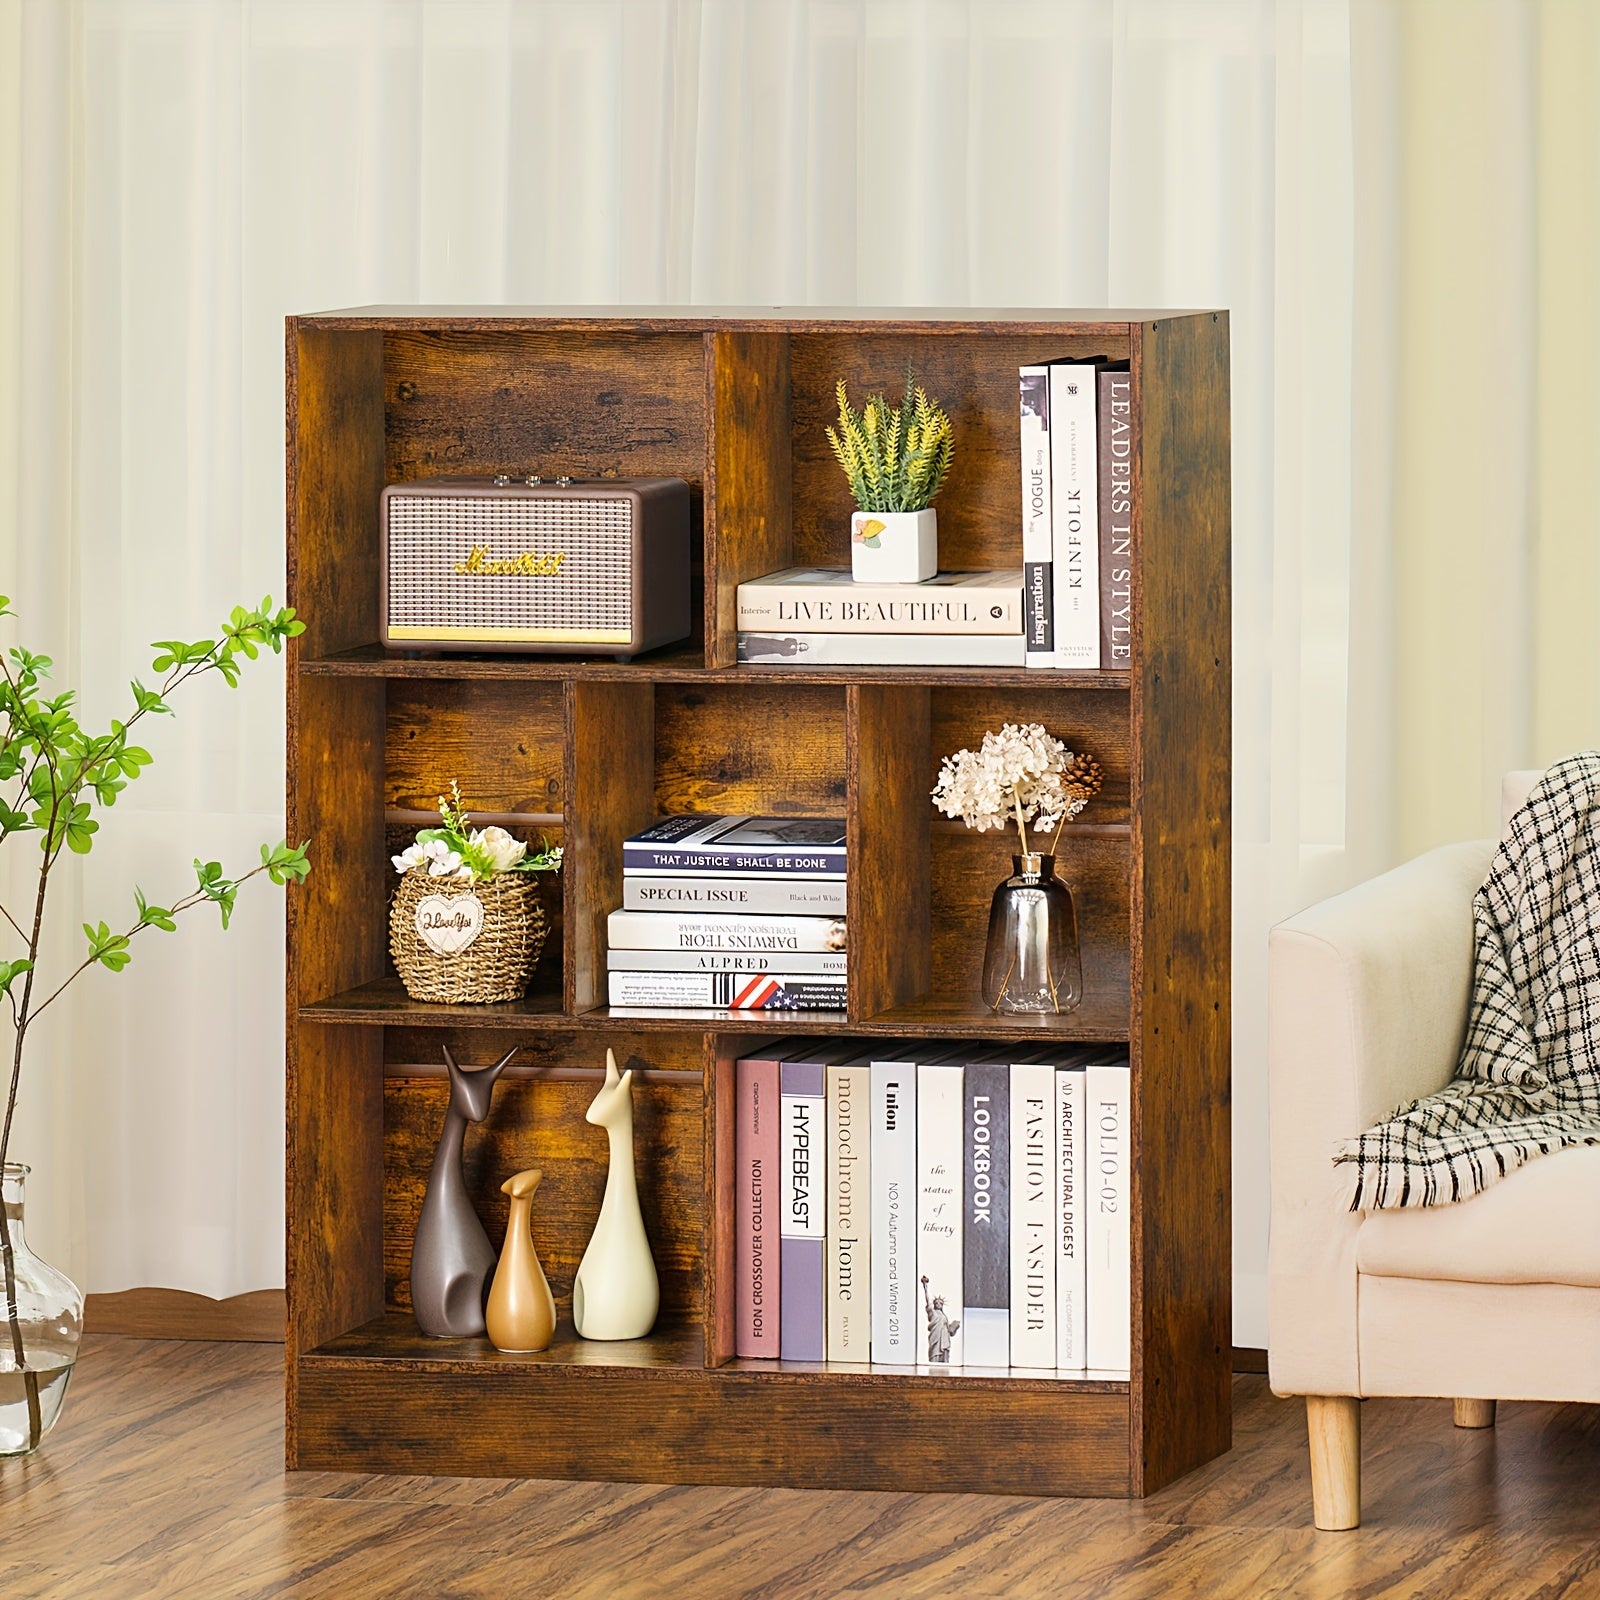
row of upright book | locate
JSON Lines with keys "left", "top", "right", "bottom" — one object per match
{"left": 607, "top": 815, "right": 849, "bottom": 1012}
{"left": 736, "top": 1041, "right": 1132, "bottom": 1372}
{"left": 1020, "top": 358, "right": 1135, "bottom": 671}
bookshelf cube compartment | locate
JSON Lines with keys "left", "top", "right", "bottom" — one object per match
{"left": 380, "top": 1029, "right": 705, "bottom": 1326}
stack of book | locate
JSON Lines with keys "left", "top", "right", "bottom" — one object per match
{"left": 606, "top": 815, "right": 848, "bottom": 1011}
{"left": 735, "top": 568, "right": 1025, "bottom": 667}
{"left": 735, "top": 1040, "right": 1132, "bottom": 1371}
{"left": 1018, "top": 359, "right": 1137, "bottom": 670}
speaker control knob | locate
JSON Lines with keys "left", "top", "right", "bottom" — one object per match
{"left": 492, "top": 474, "right": 512, "bottom": 486}
{"left": 556, "top": 475, "right": 572, "bottom": 487}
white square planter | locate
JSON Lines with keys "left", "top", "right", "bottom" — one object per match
{"left": 850, "top": 509, "right": 938, "bottom": 584}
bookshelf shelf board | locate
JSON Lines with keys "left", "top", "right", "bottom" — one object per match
{"left": 306, "top": 1314, "right": 701, "bottom": 1373}
{"left": 717, "top": 1355, "right": 1130, "bottom": 1392}
{"left": 300, "top": 978, "right": 1128, "bottom": 1041}
{"left": 857, "top": 990, "right": 1131, "bottom": 1041}
{"left": 299, "top": 642, "right": 1131, "bottom": 692}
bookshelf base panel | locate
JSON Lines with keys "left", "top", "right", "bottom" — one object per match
{"left": 293, "top": 1319, "right": 1136, "bottom": 1495}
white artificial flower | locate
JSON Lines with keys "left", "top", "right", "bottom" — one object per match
{"left": 470, "top": 825, "right": 526, "bottom": 874}
{"left": 423, "top": 839, "right": 465, "bottom": 878}
{"left": 391, "top": 841, "right": 429, "bottom": 875}
{"left": 931, "top": 722, "right": 1084, "bottom": 845}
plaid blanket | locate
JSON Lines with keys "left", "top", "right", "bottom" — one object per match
{"left": 1337, "top": 751, "right": 1600, "bottom": 1209}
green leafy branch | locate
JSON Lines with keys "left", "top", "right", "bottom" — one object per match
{"left": 824, "top": 364, "right": 954, "bottom": 515}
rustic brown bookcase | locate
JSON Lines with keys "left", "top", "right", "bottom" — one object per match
{"left": 285, "top": 308, "right": 1230, "bottom": 1497}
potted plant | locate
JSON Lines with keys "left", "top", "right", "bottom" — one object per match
{"left": 931, "top": 722, "right": 1102, "bottom": 1014}
{"left": 389, "top": 782, "right": 562, "bottom": 1004}
{"left": 825, "top": 365, "right": 954, "bottom": 583}
{"left": 0, "top": 595, "right": 309, "bottom": 1454}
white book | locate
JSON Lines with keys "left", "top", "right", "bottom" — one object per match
{"left": 606, "top": 909, "right": 847, "bottom": 954}
{"left": 622, "top": 876, "right": 846, "bottom": 915}
{"left": 737, "top": 568, "right": 1025, "bottom": 635}
{"left": 1009, "top": 1063, "right": 1056, "bottom": 1369}
{"left": 826, "top": 1063, "right": 871, "bottom": 1361}
{"left": 1085, "top": 1057, "right": 1132, "bottom": 1372}
{"left": 607, "top": 971, "right": 846, "bottom": 1011}
{"left": 1055, "top": 1062, "right": 1087, "bottom": 1370}
{"left": 1046, "top": 362, "right": 1101, "bottom": 668}
{"left": 737, "top": 632, "right": 1025, "bottom": 668}
{"left": 607, "top": 948, "right": 847, "bottom": 975}
{"left": 869, "top": 1056, "right": 919, "bottom": 1365}
{"left": 915, "top": 1062, "right": 965, "bottom": 1369}
{"left": 1019, "top": 366, "right": 1054, "bottom": 668}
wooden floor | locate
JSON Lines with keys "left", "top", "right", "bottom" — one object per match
{"left": 5, "top": 1337, "right": 1600, "bottom": 1598}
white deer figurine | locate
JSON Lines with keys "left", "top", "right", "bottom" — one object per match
{"left": 573, "top": 1048, "right": 659, "bottom": 1340}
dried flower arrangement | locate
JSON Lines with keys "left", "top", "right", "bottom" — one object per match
{"left": 931, "top": 722, "right": 1103, "bottom": 855}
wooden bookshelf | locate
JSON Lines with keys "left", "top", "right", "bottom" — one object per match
{"left": 285, "top": 307, "right": 1230, "bottom": 1497}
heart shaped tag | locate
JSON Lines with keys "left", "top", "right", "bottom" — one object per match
{"left": 415, "top": 892, "right": 484, "bottom": 956}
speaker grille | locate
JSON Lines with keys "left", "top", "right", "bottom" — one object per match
{"left": 386, "top": 493, "right": 635, "bottom": 636}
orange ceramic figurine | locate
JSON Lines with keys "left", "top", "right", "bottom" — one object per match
{"left": 485, "top": 1169, "right": 557, "bottom": 1353}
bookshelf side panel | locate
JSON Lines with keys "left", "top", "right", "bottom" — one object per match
{"left": 1129, "top": 313, "right": 1232, "bottom": 1493}
{"left": 847, "top": 683, "right": 932, "bottom": 1019}
{"left": 566, "top": 679, "right": 656, "bottom": 1013}
{"left": 705, "top": 330, "right": 793, "bottom": 668}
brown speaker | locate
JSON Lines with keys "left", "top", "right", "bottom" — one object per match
{"left": 380, "top": 475, "right": 692, "bottom": 660}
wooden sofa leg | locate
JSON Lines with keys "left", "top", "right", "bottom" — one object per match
{"left": 1454, "top": 1398, "right": 1496, "bottom": 1429}
{"left": 1306, "top": 1396, "right": 1361, "bottom": 1530}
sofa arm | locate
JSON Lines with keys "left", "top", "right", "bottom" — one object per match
{"left": 1267, "top": 839, "right": 1494, "bottom": 1397}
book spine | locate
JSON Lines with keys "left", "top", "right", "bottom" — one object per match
{"left": 608, "top": 971, "right": 846, "bottom": 1010}
{"left": 737, "top": 585, "right": 1024, "bottom": 635}
{"left": 869, "top": 1060, "right": 918, "bottom": 1365}
{"left": 1047, "top": 364, "right": 1101, "bottom": 668}
{"left": 737, "top": 633, "right": 1026, "bottom": 668}
{"left": 606, "top": 909, "right": 848, "bottom": 954}
{"left": 1020, "top": 366, "right": 1054, "bottom": 668}
{"left": 915, "top": 1063, "right": 965, "bottom": 1368}
{"left": 962, "top": 1062, "right": 1010, "bottom": 1367}
{"left": 1085, "top": 1059, "right": 1132, "bottom": 1371}
{"left": 780, "top": 1061, "right": 826, "bottom": 1361}
{"left": 622, "top": 846, "right": 847, "bottom": 878}
{"left": 621, "top": 877, "right": 847, "bottom": 915}
{"left": 736, "top": 1056, "right": 781, "bottom": 1357}
{"left": 826, "top": 1064, "right": 871, "bottom": 1361}
{"left": 1098, "top": 368, "right": 1135, "bottom": 669}
{"left": 1009, "top": 1064, "right": 1056, "bottom": 1369}
{"left": 1056, "top": 1066, "right": 1086, "bottom": 1369}
{"left": 607, "top": 949, "right": 848, "bottom": 975}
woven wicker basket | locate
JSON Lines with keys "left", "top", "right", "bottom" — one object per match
{"left": 389, "top": 869, "right": 548, "bottom": 1004}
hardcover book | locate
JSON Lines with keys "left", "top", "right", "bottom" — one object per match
{"left": 1097, "top": 366, "right": 1135, "bottom": 669}
{"left": 916, "top": 1061, "right": 965, "bottom": 1368}
{"left": 736, "top": 1051, "right": 783, "bottom": 1356}
{"left": 1046, "top": 360, "right": 1103, "bottom": 668}
{"left": 1085, "top": 1055, "right": 1132, "bottom": 1372}
{"left": 779, "top": 1056, "right": 827, "bottom": 1362}
{"left": 1019, "top": 366, "right": 1055, "bottom": 666}
{"left": 825, "top": 1061, "right": 871, "bottom": 1361}
{"left": 623, "top": 815, "right": 846, "bottom": 878}
{"left": 607, "top": 971, "right": 846, "bottom": 1011}
{"left": 606, "top": 949, "right": 847, "bottom": 975}
{"left": 606, "top": 910, "right": 847, "bottom": 953}
{"left": 737, "top": 632, "right": 1026, "bottom": 668}
{"left": 1056, "top": 1054, "right": 1088, "bottom": 1370}
{"left": 869, "top": 1053, "right": 920, "bottom": 1365}
{"left": 737, "top": 568, "right": 1024, "bottom": 635}
{"left": 962, "top": 1057, "right": 1011, "bottom": 1368}
{"left": 779, "top": 1043, "right": 867, "bottom": 1362}
{"left": 1009, "top": 1059, "right": 1056, "bottom": 1369}
{"left": 621, "top": 876, "right": 847, "bottom": 915}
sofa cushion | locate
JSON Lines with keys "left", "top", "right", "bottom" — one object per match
{"left": 1357, "top": 1142, "right": 1600, "bottom": 1286}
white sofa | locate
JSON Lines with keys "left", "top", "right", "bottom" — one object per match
{"left": 1268, "top": 772, "right": 1600, "bottom": 1529}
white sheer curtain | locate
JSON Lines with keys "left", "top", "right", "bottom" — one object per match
{"left": 0, "top": 0, "right": 1369, "bottom": 1346}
